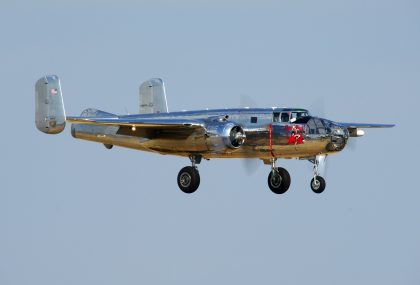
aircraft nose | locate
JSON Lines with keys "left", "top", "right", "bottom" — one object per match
{"left": 325, "top": 123, "right": 349, "bottom": 151}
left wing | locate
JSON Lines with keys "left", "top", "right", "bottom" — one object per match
{"left": 66, "top": 116, "right": 204, "bottom": 130}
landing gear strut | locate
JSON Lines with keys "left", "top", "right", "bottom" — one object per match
{"left": 267, "top": 158, "right": 291, "bottom": 194}
{"left": 177, "top": 155, "right": 201, "bottom": 194}
{"left": 309, "top": 156, "right": 326, "bottom": 194}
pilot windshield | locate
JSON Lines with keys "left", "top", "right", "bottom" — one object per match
{"left": 290, "top": 111, "right": 309, "bottom": 122}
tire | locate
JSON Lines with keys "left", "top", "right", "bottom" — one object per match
{"left": 310, "top": 176, "right": 326, "bottom": 194}
{"left": 267, "top": 167, "right": 291, "bottom": 194}
{"left": 104, "top": 144, "right": 113, "bottom": 149}
{"left": 177, "top": 166, "right": 200, "bottom": 194}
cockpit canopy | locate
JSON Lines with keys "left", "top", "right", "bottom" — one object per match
{"left": 292, "top": 116, "right": 326, "bottom": 134}
{"left": 273, "top": 110, "right": 309, "bottom": 123}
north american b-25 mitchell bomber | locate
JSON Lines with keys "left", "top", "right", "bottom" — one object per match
{"left": 35, "top": 75, "right": 394, "bottom": 194}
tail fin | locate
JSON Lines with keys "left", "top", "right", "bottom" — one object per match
{"left": 139, "top": 78, "right": 168, "bottom": 114}
{"left": 35, "top": 75, "right": 66, "bottom": 134}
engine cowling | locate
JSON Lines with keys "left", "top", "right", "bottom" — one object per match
{"left": 205, "top": 122, "right": 246, "bottom": 151}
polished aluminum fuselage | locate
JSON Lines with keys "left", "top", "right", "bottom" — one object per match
{"left": 71, "top": 108, "right": 341, "bottom": 160}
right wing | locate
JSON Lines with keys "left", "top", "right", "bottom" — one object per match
{"left": 337, "top": 122, "right": 395, "bottom": 129}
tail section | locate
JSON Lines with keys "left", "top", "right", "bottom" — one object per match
{"left": 35, "top": 75, "right": 66, "bottom": 134}
{"left": 139, "top": 78, "right": 168, "bottom": 114}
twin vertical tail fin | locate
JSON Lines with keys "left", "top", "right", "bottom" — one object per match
{"left": 35, "top": 76, "right": 170, "bottom": 133}
{"left": 139, "top": 78, "right": 168, "bottom": 114}
{"left": 35, "top": 75, "right": 66, "bottom": 134}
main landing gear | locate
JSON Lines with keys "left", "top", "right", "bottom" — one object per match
{"left": 177, "top": 155, "right": 201, "bottom": 194}
{"left": 267, "top": 158, "right": 291, "bottom": 194}
{"left": 176, "top": 155, "right": 327, "bottom": 195}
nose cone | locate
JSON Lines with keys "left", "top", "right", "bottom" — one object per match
{"left": 326, "top": 122, "right": 349, "bottom": 151}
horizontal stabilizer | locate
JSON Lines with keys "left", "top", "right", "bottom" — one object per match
{"left": 79, "top": 108, "right": 117, "bottom": 118}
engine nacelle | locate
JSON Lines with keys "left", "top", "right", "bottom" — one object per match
{"left": 349, "top": 128, "right": 365, "bottom": 137}
{"left": 205, "top": 122, "right": 246, "bottom": 151}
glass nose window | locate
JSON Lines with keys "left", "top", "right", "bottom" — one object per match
{"left": 305, "top": 118, "right": 326, "bottom": 135}
{"left": 314, "top": 118, "right": 326, "bottom": 134}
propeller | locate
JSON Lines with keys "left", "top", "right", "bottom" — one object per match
{"left": 229, "top": 126, "right": 246, "bottom": 147}
{"left": 346, "top": 137, "right": 358, "bottom": 151}
{"left": 240, "top": 95, "right": 261, "bottom": 175}
{"left": 240, "top": 94, "right": 258, "bottom": 109}
{"left": 242, "top": 158, "right": 260, "bottom": 176}
{"left": 309, "top": 97, "right": 325, "bottom": 118}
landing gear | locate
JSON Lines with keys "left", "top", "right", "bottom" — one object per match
{"left": 177, "top": 166, "right": 200, "bottom": 193}
{"left": 310, "top": 176, "right": 326, "bottom": 193}
{"left": 309, "top": 155, "right": 327, "bottom": 194}
{"left": 177, "top": 155, "right": 201, "bottom": 194}
{"left": 267, "top": 158, "right": 291, "bottom": 194}
{"left": 103, "top": 144, "right": 113, "bottom": 149}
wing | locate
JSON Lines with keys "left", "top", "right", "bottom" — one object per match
{"left": 66, "top": 116, "right": 204, "bottom": 130}
{"left": 337, "top": 122, "right": 395, "bottom": 128}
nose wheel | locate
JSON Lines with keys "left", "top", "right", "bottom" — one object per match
{"left": 310, "top": 176, "right": 326, "bottom": 193}
{"left": 267, "top": 158, "right": 291, "bottom": 194}
{"left": 309, "top": 156, "right": 327, "bottom": 193}
{"left": 177, "top": 155, "right": 201, "bottom": 194}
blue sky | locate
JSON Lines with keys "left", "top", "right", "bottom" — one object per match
{"left": 1, "top": 1, "right": 419, "bottom": 284}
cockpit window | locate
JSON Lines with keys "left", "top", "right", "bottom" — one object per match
{"left": 273, "top": 112, "right": 280, "bottom": 122}
{"left": 281, "top": 112, "right": 289, "bottom": 122}
{"left": 290, "top": 111, "right": 308, "bottom": 122}
{"left": 294, "top": 116, "right": 311, "bottom": 124}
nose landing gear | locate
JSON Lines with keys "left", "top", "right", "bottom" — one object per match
{"left": 177, "top": 155, "right": 201, "bottom": 194}
{"left": 310, "top": 176, "right": 326, "bottom": 193}
{"left": 309, "top": 156, "right": 327, "bottom": 193}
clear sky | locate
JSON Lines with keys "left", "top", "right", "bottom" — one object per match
{"left": 1, "top": 0, "right": 419, "bottom": 284}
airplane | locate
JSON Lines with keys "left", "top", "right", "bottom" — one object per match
{"left": 35, "top": 75, "right": 395, "bottom": 194}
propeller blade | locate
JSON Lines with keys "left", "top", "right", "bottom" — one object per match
{"left": 242, "top": 158, "right": 260, "bottom": 176}
{"left": 240, "top": 95, "right": 258, "bottom": 108}
{"left": 309, "top": 98, "right": 325, "bottom": 118}
{"left": 346, "top": 137, "right": 358, "bottom": 151}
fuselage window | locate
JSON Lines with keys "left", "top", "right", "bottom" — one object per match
{"left": 281, "top": 112, "right": 289, "bottom": 122}
{"left": 273, "top": 112, "right": 280, "bottom": 122}
{"left": 250, "top": 116, "right": 258, "bottom": 123}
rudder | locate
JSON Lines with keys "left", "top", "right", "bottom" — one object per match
{"left": 35, "top": 75, "right": 66, "bottom": 134}
{"left": 139, "top": 78, "right": 168, "bottom": 114}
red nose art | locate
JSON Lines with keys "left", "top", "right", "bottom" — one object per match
{"left": 285, "top": 125, "right": 305, "bottom": 145}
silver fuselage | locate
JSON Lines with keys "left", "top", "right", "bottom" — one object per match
{"left": 71, "top": 107, "right": 348, "bottom": 160}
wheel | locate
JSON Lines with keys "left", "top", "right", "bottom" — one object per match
{"left": 267, "top": 167, "right": 291, "bottom": 194}
{"left": 104, "top": 144, "right": 113, "bottom": 149}
{"left": 177, "top": 166, "right": 200, "bottom": 194}
{"left": 310, "top": 176, "right": 326, "bottom": 194}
